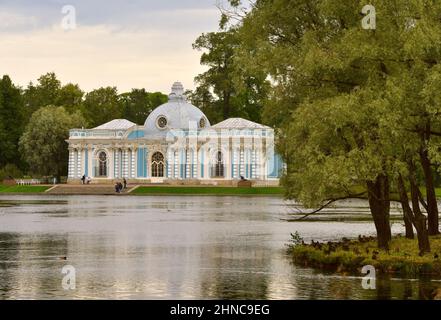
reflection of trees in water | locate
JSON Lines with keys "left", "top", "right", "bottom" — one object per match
{"left": 0, "top": 233, "right": 20, "bottom": 297}
{"left": 376, "top": 276, "right": 439, "bottom": 300}
{"left": 296, "top": 272, "right": 441, "bottom": 300}
{"left": 0, "top": 232, "right": 69, "bottom": 298}
{"left": 198, "top": 244, "right": 270, "bottom": 299}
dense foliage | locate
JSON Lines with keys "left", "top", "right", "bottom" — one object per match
{"left": 209, "top": 0, "right": 441, "bottom": 250}
{"left": 0, "top": 72, "right": 167, "bottom": 179}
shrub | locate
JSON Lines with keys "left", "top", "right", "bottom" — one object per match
{"left": 0, "top": 164, "right": 23, "bottom": 180}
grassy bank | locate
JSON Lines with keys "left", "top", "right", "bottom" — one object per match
{"left": 132, "top": 186, "right": 284, "bottom": 195}
{"left": 289, "top": 234, "right": 441, "bottom": 277}
{"left": 0, "top": 185, "right": 50, "bottom": 193}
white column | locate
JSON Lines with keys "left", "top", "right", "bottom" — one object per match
{"left": 197, "top": 147, "right": 203, "bottom": 179}
{"left": 122, "top": 149, "right": 128, "bottom": 178}
{"left": 240, "top": 148, "right": 245, "bottom": 178}
{"left": 204, "top": 148, "right": 210, "bottom": 179}
{"left": 186, "top": 149, "right": 190, "bottom": 179}
{"left": 255, "top": 148, "right": 262, "bottom": 180}
{"left": 132, "top": 148, "right": 137, "bottom": 179}
{"left": 107, "top": 149, "right": 112, "bottom": 179}
{"left": 87, "top": 147, "right": 93, "bottom": 178}
{"left": 167, "top": 149, "right": 173, "bottom": 178}
{"left": 192, "top": 149, "right": 197, "bottom": 178}
{"left": 77, "top": 148, "right": 83, "bottom": 178}
{"left": 68, "top": 149, "right": 75, "bottom": 179}
{"left": 73, "top": 149, "right": 78, "bottom": 178}
{"left": 114, "top": 149, "right": 119, "bottom": 178}
{"left": 231, "top": 149, "right": 237, "bottom": 179}
{"left": 174, "top": 151, "right": 179, "bottom": 179}
{"left": 128, "top": 150, "right": 133, "bottom": 178}
{"left": 225, "top": 147, "right": 231, "bottom": 179}
{"left": 251, "top": 149, "right": 257, "bottom": 179}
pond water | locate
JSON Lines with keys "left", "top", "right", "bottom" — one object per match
{"left": 0, "top": 195, "right": 438, "bottom": 300}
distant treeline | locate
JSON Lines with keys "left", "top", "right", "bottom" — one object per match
{"left": 0, "top": 72, "right": 168, "bottom": 178}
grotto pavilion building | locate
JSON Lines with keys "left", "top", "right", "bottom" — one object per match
{"left": 67, "top": 82, "right": 283, "bottom": 185}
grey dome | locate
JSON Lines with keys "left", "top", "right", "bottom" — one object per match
{"left": 144, "top": 82, "right": 210, "bottom": 134}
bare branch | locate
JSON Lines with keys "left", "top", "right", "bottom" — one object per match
{"left": 290, "top": 192, "right": 368, "bottom": 221}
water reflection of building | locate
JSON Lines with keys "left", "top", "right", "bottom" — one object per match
{"left": 67, "top": 82, "right": 283, "bottom": 185}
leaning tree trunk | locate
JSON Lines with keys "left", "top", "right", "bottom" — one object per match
{"left": 409, "top": 162, "right": 431, "bottom": 254}
{"left": 366, "top": 174, "right": 392, "bottom": 250}
{"left": 419, "top": 147, "right": 440, "bottom": 235}
{"left": 396, "top": 175, "right": 415, "bottom": 239}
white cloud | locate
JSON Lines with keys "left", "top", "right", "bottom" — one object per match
{"left": 0, "top": 11, "right": 39, "bottom": 30}
{"left": 0, "top": 6, "right": 220, "bottom": 93}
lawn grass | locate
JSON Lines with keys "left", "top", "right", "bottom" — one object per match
{"left": 289, "top": 234, "right": 441, "bottom": 277}
{"left": 419, "top": 187, "right": 441, "bottom": 198}
{"left": 132, "top": 186, "right": 284, "bottom": 195}
{"left": 0, "top": 185, "right": 50, "bottom": 193}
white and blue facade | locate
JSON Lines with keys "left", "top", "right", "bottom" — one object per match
{"left": 67, "top": 82, "right": 283, "bottom": 185}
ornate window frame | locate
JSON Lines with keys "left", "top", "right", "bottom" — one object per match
{"left": 156, "top": 115, "right": 168, "bottom": 130}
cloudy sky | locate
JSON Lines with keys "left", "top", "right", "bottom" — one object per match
{"left": 0, "top": 0, "right": 221, "bottom": 93}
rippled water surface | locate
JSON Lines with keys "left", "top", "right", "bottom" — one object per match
{"left": 0, "top": 195, "right": 438, "bottom": 299}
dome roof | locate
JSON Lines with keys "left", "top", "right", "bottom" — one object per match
{"left": 144, "top": 82, "right": 210, "bottom": 134}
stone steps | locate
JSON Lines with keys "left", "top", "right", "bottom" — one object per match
{"left": 46, "top": 184, "right": 133, "bottom": 195}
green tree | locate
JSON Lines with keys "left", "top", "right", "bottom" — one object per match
{"left": 56, "top": 83, "right": 84, "bottom": 114}
{"left": 0, "top": 75, "right": 24, "bottom": 168}
{"left": 19, "top": 106, "right": 86, "bottom": 180}
{"left": 226, "top": 0, "right": 441, "bottom": 249}
{"left": 82, "top": 87, "right": 121, "bottom": 128}
{"left": 119, "top": 89, "right": 167, "bottom": 124}
{"left": 23, "top": 72, "right": 61, "bottom": 118}
{"left": 192, "top": 30, "right": 269, "bottom": 124}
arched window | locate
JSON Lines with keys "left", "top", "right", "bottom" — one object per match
{"left": 211, "top": 151, "right": 224, "bottom": 178}
{"left": 98, "top": 151, "right": 107, "bottom": 177}
{"left": 151, "top": 152, "right": 165, "bottom": 177}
